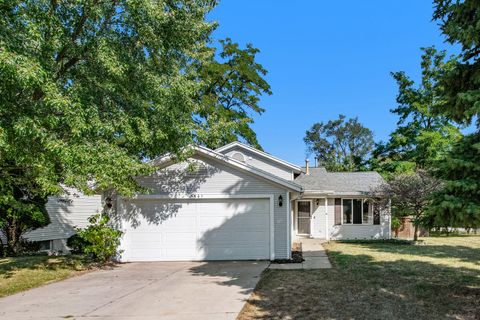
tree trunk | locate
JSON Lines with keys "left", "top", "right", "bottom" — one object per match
{"left": 0, "top": 235, "right": 4, "bottom": 257}
{"left": 6, "top": 221, "right": 22, "bottom": 255}
{"left": 413, "top": 223, "right": 419, "bottom": 241}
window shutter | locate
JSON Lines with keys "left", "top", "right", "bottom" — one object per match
{"left": 334, "top": 198, "right": 341, "bottom": 225}
{"left": 373, "top": 205, "right": 381, "bottom": 225}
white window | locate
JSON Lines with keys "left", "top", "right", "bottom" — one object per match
{"left": 342, "top": 199, "right": 373, "bottom": 225}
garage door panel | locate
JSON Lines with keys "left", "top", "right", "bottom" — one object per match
{"left": 198, "top": 214, "right": 268, "bottom": 229}
{"left": 129, "top": 248, "right": 164, "bottom": 260}
{"left": 200, "top": 229, "right": 268, "bottom": 240}
{"left": 163, "top": 232, "right": 197, "bottom": 245}
{"left": 130, "top": 232, "right": 163, "bottom": 245}
{"left": 196, "top": 200, "right": 268, "bottom": 213}
{"left": 122, "top": 198, "right": 271, "bottom": 261}
{"left": 160, "top": 216, "right": 197, "bottom": 229}
{"left": 201, "top": 231, "right": 268, "bottom": 243}
{"left": 198, "top": 247, "right": 268, "bottom": 260}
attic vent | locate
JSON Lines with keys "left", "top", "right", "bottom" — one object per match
{"left": 232, "top": 152, "right": 245, "bottom": 162}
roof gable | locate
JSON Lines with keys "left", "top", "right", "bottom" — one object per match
{"left": 151, "top": 145, "right": 302, "bottom": 192}
{"left": 215, "top": 142, "right": 302, "bottom": 173}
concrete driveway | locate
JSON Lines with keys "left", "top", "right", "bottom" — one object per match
{"left": 0, "top": 260, "right": 268, "bottom": 320}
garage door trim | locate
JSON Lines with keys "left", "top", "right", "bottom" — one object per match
{"left": 117, "top": 193, "right": 276, "bottom": 260}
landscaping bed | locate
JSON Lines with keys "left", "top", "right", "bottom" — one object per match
{"left": 271, "top": 242, "right": 304, "bottom": 264}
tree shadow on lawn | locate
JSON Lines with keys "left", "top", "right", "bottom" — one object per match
{"left": 239, "top": 251, "right": 480, "bottom": 320}
{"left": 345, "top": 241, "right": 480, "bottom": 266}
{"left": 0, "top": 255, "right": 89, "bottom": 279}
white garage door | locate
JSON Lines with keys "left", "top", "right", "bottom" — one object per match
{"left": 121, "top": 198, "right": 271, "bottom": 261}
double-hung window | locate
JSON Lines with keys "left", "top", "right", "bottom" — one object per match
{"left": 342, "top": 199, "right": 374, "bottom": 225}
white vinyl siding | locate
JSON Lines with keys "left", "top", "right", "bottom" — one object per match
{"left": 330, "top": 197, "right": 390, "bottom": 239}
{"left": 128, "top": 154, "right": 290, "bottom": 259}
{"left": 24, "top": 194, "right": 103, "bottom": 242}
{"left": 222, "top": 147, "right": 294, "bottom": 181}
{"left": 294, "top": 197, "right": 390, "bottom": 240}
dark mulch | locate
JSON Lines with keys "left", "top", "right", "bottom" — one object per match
{"left": 271, "top": 248, "right": 304, "bottom": 264}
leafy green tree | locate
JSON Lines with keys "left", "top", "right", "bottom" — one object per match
{"left": 426, "top": 0, "right": 480, "bottom": 228}
{"left": 369, "top": 170, "right": 442, "bottom": 241}
{"left": 196, "top": 38, "right": 271, "bottom": 150}
{"left": 304, "top": 115, "right": 374, "bottom": 171}
{"left": 0, "top": 167, "right": 49, "bottom": 254}
{"left": 0, "top": 1, "right": 271, "bottom": 252}
{"left": 371, "top": 48, "right": 462, "bottom": 178}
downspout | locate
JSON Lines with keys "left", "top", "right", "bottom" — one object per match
{"left": 325, "top": 197, "right": 329, "bottom": 241}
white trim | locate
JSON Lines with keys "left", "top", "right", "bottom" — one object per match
{"left": 303, "top": 190, "right": 335, "bottom": 195}
{"left": 118, "top": 194, "right": 276, "bottom": 261}
{"left": 286, "top": 192, "right": 291, "bottom": 259}
{"left": 215, "top": 141, "right": 302, "bottom": 173}
{"left": 128, "top": 193, "right": 275, "bottom": 200}
{"left": 296, "top": 199, "right": 313, "bottom": 236}
{"left": 151, "top": 145, "right": 302, "bottom": 192}
{"left": 388, "top": 199, "right": 392, "bottom": 239}
{"left": 270, "top": 196, "right": 275, "bottom": 260}
{"left": 325, "top": 197, "right": 329, "bottom": 241}
{"left": 117, "top": 195, "right": 128, "bottom": 261}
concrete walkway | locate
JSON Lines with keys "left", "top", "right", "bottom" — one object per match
{"left": 269, "top": 238, "right": 332, "bottom": 270}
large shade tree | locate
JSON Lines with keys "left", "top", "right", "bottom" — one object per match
{"left": 426, "top": 0, "right": 480, "bottom": 228}
{"left": 304, "top": 115, "right": 374, "bottom": 171}
{"left": 0, "top": 0, "right": 271, "bottom": 253}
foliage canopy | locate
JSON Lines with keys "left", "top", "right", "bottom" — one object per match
{"left": 0, "top": 0, "right": 271, "bottom": 253}
{"left": 371, "top": 47, "right": 462, "bottom": 178}
{"left": 304, "top": 115, "right": 374, "bottom": 171}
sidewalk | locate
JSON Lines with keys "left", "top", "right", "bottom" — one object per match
{"left": 269, "top": 238, "right": 332, "bottom": 270}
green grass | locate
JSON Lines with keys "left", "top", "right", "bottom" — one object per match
{"left": 239, "top": 236, "right": 480, "bottom": 320}
{"left": 0, "top": 255, "right": 93, "bottom": 297}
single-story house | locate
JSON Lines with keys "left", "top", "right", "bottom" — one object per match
{"left": 1, "top": 142, "right": 390, "bottom": 261}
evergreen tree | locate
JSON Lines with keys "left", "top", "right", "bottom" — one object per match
{"left": 427, "top": 0, "right": 480, "bottom": 228}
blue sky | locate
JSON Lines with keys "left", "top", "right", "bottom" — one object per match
{"left": 209, "top": 1, "right": 455, "bottom": 165}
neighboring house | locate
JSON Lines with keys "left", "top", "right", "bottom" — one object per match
{"left": 0, "top": 190, "right": 103, "bottom": 252}
{"left": 2, "top": 142, "right": 390, "bottom": 260}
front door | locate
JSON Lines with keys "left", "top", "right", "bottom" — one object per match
{"left": 297, "top": 201, "right": 311, "bottom": 235}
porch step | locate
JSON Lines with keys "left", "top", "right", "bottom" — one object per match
{"left": 269, "top": 239, "right": 332, "bottom": 270}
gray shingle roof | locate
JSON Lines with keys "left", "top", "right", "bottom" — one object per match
{"left": 295, "top": 169, "right": 385, "bottom": 194}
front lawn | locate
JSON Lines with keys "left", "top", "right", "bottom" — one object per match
{"left": 0, "top": 255, "right": 93, "bottom": 297}
{"left": 239, "top": 236, "right": 480, "bottom": 320}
